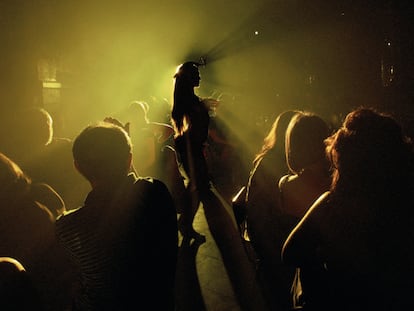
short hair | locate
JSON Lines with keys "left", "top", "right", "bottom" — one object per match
{"left": 20, "top": 107, "right": 53, "bottom": 146}
{"left": 72, "top": 123, "right": 132, "bottom": 181}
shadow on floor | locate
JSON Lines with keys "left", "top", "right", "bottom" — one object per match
{"left": 175, "top": 238, "right": 207, "bottom": 311}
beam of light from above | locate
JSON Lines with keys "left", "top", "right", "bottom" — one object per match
{"left": 200, "top": 4, "right": 271, "bottom": 65}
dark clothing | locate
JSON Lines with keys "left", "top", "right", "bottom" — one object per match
{"left": 23, "top": 137, "right": 90, "bottom": 211}
{"left": 174, "top": 133, "right": 211, "bottom": 194}
{"left": 246, "top": 153, "right": 297, "bottom": 311}
{"left": 282, "top": 191, "right": 414, "bottom": 311}
{"left": 0, "top": 191, "right": 74, "bottom": 310}
{"left": 174, "top": 97, "right": 211, "bottom": 195}
{"left": 56, "top": 173, "right": 178, "bottom": 310}
{"left": 186, "top": 95, "right": 210, "bottom": 146}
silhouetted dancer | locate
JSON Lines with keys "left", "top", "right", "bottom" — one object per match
{"left": 171, "top": 61, "right": 267, "bottom": 310}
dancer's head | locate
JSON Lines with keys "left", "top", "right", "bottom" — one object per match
{"left": 174, "top": 61, "right": 201, "bottom": 88}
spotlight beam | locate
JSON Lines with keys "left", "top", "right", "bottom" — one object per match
{"left": 201, "top": 2, "right": 282, "bottom": 64}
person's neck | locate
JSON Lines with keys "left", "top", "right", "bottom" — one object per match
{"left": 90, "top": 175, "right": 127, "bottom": 191}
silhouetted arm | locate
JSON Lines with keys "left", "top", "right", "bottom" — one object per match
{"left": 148, "top": 122, "right": 174, "bottom": 143}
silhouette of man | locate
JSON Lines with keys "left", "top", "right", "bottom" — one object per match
{"left": 56, "top": 122, "right": 178, "bottom": 310}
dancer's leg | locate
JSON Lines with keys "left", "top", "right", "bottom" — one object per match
{"left": 178, "top": 184, "right": 204, "bottom": 240}
{"left": 174, "top": 141, "right": 204, "bottom": 241}
{"left": 201, "top": 188, "right": 268, "bottom": 311}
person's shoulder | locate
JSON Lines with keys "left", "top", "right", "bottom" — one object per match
{"left": 311, "top": 191, "right": 331, "bottom": 209}
{"left": 46, "top": 137, "right": 73, "bottom": 158}
{"left": 55, "top": 206, "right": 84, "bottom": 226}
{"left": 48, "top": 137, "right": 72, "bottom": 149}
{"left": 52, "top": 136, "right": 72, "bottom": 144}
{"left": 133, "top": 177, "right": 173, "bottom": 205}
{"left": 135, "top": 176, "right": 167, "bottom": 189}
{"left": 135, "top": 177, "right": 172, "bottom": 199}
{"left": 134, "top": 176, "right": 155, "bottom": 188}
{"left": 139, "top": 126, "right": 156, "bottom": 138}
{"left": 302, "top": 191, "right": 331, "bottom": 222}
{"left": 278, "top": 173, "right": 297, "bottom": 189}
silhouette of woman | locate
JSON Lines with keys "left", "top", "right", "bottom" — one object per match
{"left": 171, "top": 61, "right": 268, "bottom": 310}
{"left": 171, "top": 61, "right": 217, "bottom": 240}
{"left": 282, "top": 107, "right": 414, "bottom": 310}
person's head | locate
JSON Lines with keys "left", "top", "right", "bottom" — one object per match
{"left": 286, "top": 112, "right": 331, "bottom": 174}
{"left": 72, "top": 123, "right": 132, "bottom": 184}
{"left": 128, "top": 101, "right": 150, "bottom": 126}
{"left": 20, "top": 107, "right": 54, "bottom": 147}
{"left": 0, "top": 257, "right": 42, "bottom": 310}
{"left": 254, "top": 110, "right": 301, "bottom": 165}
{"left": 326, "top": 107, "right": 413, "bottom": 192}
{"left": 174, "top": 61, "right": 201, "bottom": 88}
{"left": 171, "top": 61, "right": 202, "bottom": 136}
{"left": 0, "top": 152, "right": 31, "bottom": 199}
{"left": 0, "top": 107, "right": 53, "bottom": 161}
{"left": 0, "top": 257, "right": 26, "bottom": 273}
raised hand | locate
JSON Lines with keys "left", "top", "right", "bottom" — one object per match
{"left": 103, "top": 117, "right": 130, "bottom": 135}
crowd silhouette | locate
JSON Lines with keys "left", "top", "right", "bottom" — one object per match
{"left": 282, "top": 107, "right": 414, "bottom": 311}
{"left": 1, "top": 58, "right": 414, "bottom": 311}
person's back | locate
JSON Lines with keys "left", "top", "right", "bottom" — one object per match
{"left": 276, "top": 112, "right": 331, "bottom": 310}
{"left": 320, "top": 108, "right": 414, "bottom": 310}
{"left": 0, "top": 153, "right": 56, "bottom": 263}
{"left": 55, "top": 122, "right": 178, "bottom": 310}
{"left": 0, "top": 152, "right": 75, "bottom": 310}
{"left": 310, "top": 193, "right": 414, "bottom": 311}
{"left": 279, "top": 112, "right": 332, "bottom": 219}
{"left": 282, "top": 107, "right": 414, "bottom": 310}
{"left": 279, "top": 164, "right": 330, "bottom": 218}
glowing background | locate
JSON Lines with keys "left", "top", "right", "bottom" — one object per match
{"left": 0, "top": 0, "right": 413, "bottom": 177}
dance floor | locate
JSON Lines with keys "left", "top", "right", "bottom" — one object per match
{"left": 175, "top": 206, "right": 241, "bottom": 311}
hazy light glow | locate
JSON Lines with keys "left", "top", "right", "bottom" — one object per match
{"left": 1, "top": 1, "right": 400, "bottom": 172}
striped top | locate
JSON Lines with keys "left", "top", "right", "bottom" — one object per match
{"left": 56, "top": 174, "right": 178, "bottom": 310}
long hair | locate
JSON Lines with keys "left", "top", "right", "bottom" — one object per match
{"left": 253, "top": 110, "right": 300, "bottom": 167}
{"left": 171, "top": 62, "right": 200, "bottom": 137}
{"left": 326, "top": 107, "right": 413, "bottom": 196}
{"left": 285, "top": 112, "right": 331, "bottom": 175}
